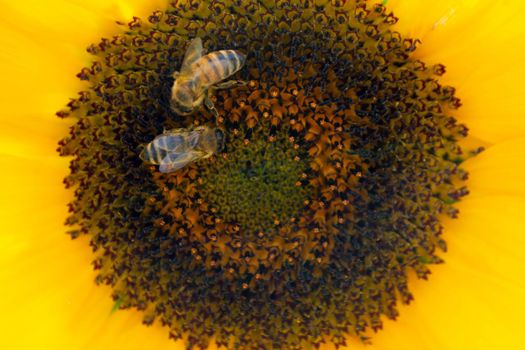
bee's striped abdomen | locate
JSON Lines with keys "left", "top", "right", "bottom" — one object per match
{"left": 197, "top": 50, "right": 246, "bottom": 86}
{"left": 142, "top": 141, "right": 164, "bottom": 164}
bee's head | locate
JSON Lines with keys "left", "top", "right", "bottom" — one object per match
{"left": 138, "top": 145, "right": 150, "bottom": 162}
{"left": 214, "top": 128, "right": 226, "bottom": 153}
{"left": 170, "top": 99, "right": 194, "bottom": 115}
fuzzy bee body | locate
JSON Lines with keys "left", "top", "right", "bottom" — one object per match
{"left": 171, "top": 38, "right": 246, "bottom": 116}
{"left": 140, "top": 126, "right": 225, "bottom": 173}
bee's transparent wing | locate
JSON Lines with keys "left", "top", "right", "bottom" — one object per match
{"left": 180, "top": 37, "right": 203, "bottom": 74}
{"left": 187, "top": 129, "right": 204, "bottom": 148}
{"left": 159, "top": 151, "right": 201, "bottom": 173}
{"left": 153, "top": 133, "right": 187, "bottom": 153}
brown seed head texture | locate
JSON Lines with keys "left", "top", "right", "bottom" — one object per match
{"left": 58, "top": 1, "right": 471, "bottom": 349}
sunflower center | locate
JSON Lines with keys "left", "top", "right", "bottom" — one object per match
{"left": 57, "top": 1, "right": 475, "bottom": 349}
{"left": 199, "top": 131, "right": 309, "bottom": 235}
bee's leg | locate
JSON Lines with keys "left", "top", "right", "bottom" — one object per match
{"left": 204, "top": 93, "right": 219, "bottom": 119}
{"left": 213, "top": 80, "right": 247, "bottom": 90}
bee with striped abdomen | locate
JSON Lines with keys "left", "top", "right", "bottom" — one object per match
{"left": 140, "top": 126, "right": 225, "bottom": 173}
{"left": 171, "top": 37, "right": 246, "bottom": 117}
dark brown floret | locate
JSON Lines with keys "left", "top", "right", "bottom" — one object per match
{"left": 58, "top": 1, "right": 473, "bottom": 349}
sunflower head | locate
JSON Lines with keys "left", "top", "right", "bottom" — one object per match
{"left": 57, "top": 0, "right": 473, "bottom": 348}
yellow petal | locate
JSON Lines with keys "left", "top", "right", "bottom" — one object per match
{"left": 389, "top": 0, "right": 525, "bottom": 143}
{"left": 0, "top": 151, "right": 90, "bottom": 348}
{"left": 463, "top": 137, "right": 525, "bottom": 197}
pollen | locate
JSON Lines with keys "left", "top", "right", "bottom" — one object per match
{"left": 57, "top": 0, "right": 474, "bottom": 349}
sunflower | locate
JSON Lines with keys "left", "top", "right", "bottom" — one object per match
{"left": 1, "top": 0, "right": 525, "bottom": 349}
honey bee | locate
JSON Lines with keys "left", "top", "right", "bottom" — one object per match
{"left": 171, "top": 37, "right": 246, "bottom": 116}
{"left": 140, "top": 126, "right": 225, "bottom": 173}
